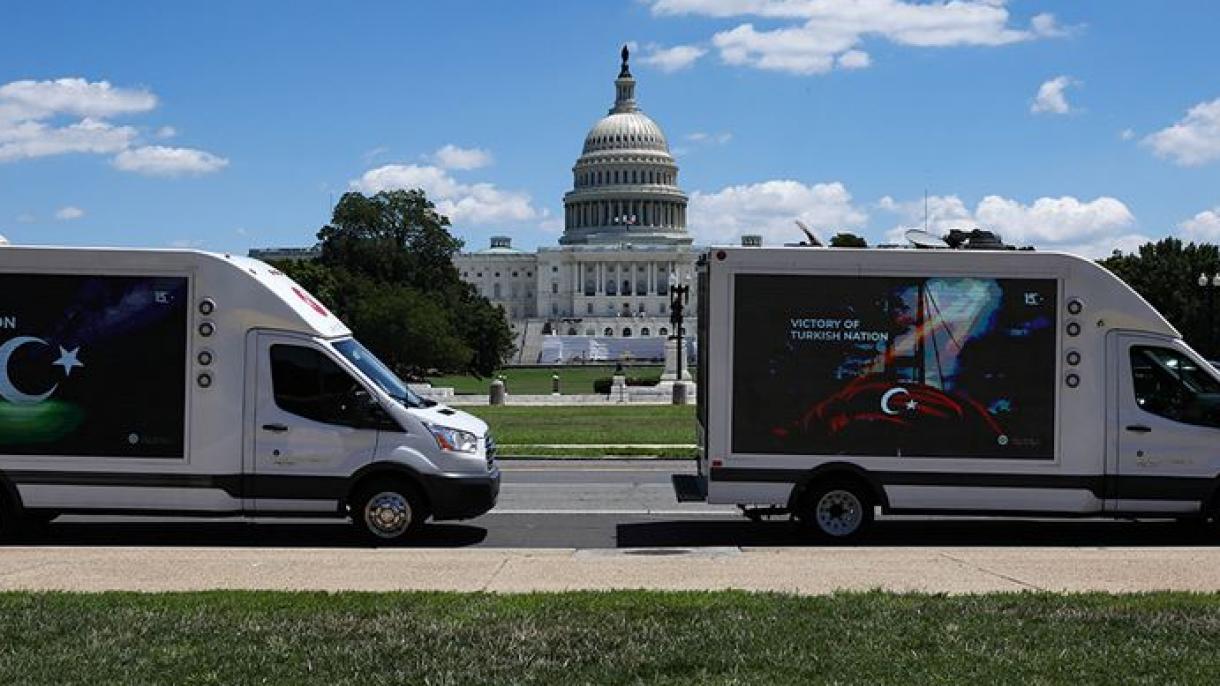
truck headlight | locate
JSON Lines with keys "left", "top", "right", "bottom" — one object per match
{"left": 426, "top": 424, "right": 479, "bottom": 454}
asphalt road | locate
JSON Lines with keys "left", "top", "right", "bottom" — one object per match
{"left": 19, "top": 459, "right": 1220, "bottom": 549}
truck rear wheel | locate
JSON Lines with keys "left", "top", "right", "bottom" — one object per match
{"left": 797, "top": 480, "right": 873, "bottom": 542}
{"left": 351, "top": 480, "right": 428, "bottom": 543}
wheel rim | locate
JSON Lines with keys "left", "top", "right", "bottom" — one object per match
{"left": 815, "top": 489, "right": 863, "bottom": 537}
{"left": 363, "top": 491, "right": 413, "bottom": 538}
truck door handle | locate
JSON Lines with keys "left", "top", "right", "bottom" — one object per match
{"left": 262, "top": 423, "right": 289, "bottom": 433}
{"left": 1125, "top": 425, "right": 1152, "bottom": 433}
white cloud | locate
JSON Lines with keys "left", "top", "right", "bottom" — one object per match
{"left": 640, "top": 44, "right": 707, "bottom": 72}
{"left": 0, "top": 77, "right": 226, "bottom": 175}
{"left": 1031, "top": 75, "right": 1076, "bottom": 115}
{"left": 54, "top": 206, "right": 84, "bottom": 221}
{"left": 0, "top": 117, "right": 137, "bottom": 162}
{"left": 837, "top": 50, "right": 871, "bottom": 69}
{"left": 537, "top": 208, "right": 564, "bottom": 233}
{"left": 0, "top": 78, "right": 155, "bottom": 121}
{"left": 651, "top": 0, "right": 1064, "bottom": 75}
{"left": 113, "top": 146, "right": 229, "bottom": 176}
{"left": 351, "top": 163, "right": 539, "bottom": 226}
{"left": 1120, "top": 128, "right": 1135, "bottom": 141}
{"left": 880, "top": 192, "right": 1139, "bottom": 257}
{"left": 1143, "top": 98, "right": 1220, "bottom": 166}
{"left": 688, "top": 179, "right": 867, "bottom": 245}
{"left": 429, "top": 144, "right": 493, "bottom": 170}
{"left": 362, "top": 145, "right": 389, "bottom": 162}
{"left": 1178, "top": 208, "right": 1220, "bottom": 241}
{"left": 685, "top": 130, "right": 733, "bottom": 145}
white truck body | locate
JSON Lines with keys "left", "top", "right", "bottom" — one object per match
{"left": 0, "top": 247, "right": 499, "bottom": 529}
{"left": 685, "top": 246, "right": 1220, "bottom": 522}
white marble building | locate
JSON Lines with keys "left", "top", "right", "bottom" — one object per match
{"left": 454, "top": 47, "right": 701, "bottom": 364}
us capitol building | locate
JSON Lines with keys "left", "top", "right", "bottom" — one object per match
{"left": 454, "top": 47, "right": 703, "bottom": 364}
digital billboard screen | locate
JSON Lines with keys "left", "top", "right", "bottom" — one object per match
{"left": 731, "top": 274, "right": 1058, "bottom": 459}
{"left": 0, "top": 274, "right": 189, "bottom": 458}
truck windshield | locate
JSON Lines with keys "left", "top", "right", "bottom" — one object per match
{"left": 332, "top": 338, "right": 430, "bottom": 408}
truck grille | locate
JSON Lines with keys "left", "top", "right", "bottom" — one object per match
{"left": 485, "top": 433, "right": 497, "bottom": 468}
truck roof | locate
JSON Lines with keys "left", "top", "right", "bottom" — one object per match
{"left": 0, "top": 245, "right": 349, "bottom": 339}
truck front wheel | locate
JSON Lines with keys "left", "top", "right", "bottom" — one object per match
{"left": 797, "top": 480, "right": 873, "bottom": 542}
{"left": 351, "top": 480, "right": 428, "bottom": 543}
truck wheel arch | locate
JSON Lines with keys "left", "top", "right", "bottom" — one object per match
{"left": 347, "top": 463, "right": 432, "bottom": 512}
{"left": 0, "top": 472, "right": 24, "bottom": 516}
{"left": 787, "top": 463, "right": 889, "bottom": 512}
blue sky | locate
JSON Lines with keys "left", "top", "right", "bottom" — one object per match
{"left": 2, "top": 1, "right": 1220, "bottom": 257}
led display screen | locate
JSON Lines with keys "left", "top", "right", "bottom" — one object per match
{"left": 0, "top": 274, "right": 188, "bottom": 457}
{"left": 731, "top": 274, "right": 1057, "bottom": 459}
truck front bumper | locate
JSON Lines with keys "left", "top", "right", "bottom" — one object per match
{"left": 422, "top": 468, "right": 500, "bottom": 521}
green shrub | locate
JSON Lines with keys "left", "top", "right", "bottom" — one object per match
{"left": 592, "top": 376, "right": 658, "bottom": 394}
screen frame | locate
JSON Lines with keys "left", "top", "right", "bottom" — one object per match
{"left": 727, "top": 268, "right": 1063, "bottom": 462}
{"left": 0, "top": 267, "right": 195, "bottom": 461}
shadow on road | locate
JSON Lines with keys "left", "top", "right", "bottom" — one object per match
{"left": 8, "top": 520, "right": 488, "bottom": 548}
{"left": 5, "top": 516, "right": 1217, "bottom": 549}
{"left": 616, "top": 518, "right": 1220, "bottom": 548}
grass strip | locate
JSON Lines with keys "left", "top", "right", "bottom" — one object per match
{"left": 466, "top": 405, "right": 696, "bottom": 445}
{"left": 1, "top": 590, "right": 1219, "bottom": 685}
{"left": 496, "top": 445, "right": 699, "bottom": 458}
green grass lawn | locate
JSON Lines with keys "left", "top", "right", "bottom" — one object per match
{"left": 3, "top": 591, "right": 1219, "bottom": 685}
{"left": 428, "top": 365, "right": 662, "bottom": 395}
{"left": 465, "top": 404, "right": 696, "bottom": 446}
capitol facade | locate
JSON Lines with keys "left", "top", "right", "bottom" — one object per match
{"left": 454, "top": 47, "right": 700, "bottom": 364}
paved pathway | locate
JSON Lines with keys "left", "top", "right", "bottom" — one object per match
{"left": 3, "top": 546, "right": 1220, "bottom": 594}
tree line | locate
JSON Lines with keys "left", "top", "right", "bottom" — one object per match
{"left": 273, "top": 189, "right": 515, "bottom": 379}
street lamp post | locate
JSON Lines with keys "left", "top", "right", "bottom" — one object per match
{"left": 668, "top": 272, "right": 691, "bottom": 405}
{"left": 1199, "top": 272, "right": 1220, "bottom": 359}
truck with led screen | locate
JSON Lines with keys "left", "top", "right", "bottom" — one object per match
{"left": 675, "top": 245, "right": 1220, "bottom": 541}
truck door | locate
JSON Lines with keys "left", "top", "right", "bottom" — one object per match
{"left": 251, "top": 332, "right": 378, "bottom": 512}
{"left": 1110, "top": 332, "right": 1219, "bottom": 513}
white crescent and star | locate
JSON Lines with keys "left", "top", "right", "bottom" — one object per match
{"left": 0, "top": 337, "right": 84, "bottom": 405}
{"left": 881, "top": 386, "right": 918, "bottom": 416}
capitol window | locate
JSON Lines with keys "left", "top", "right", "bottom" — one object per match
{"left": 603, "top": 327, "right": 613, "bottom": 336}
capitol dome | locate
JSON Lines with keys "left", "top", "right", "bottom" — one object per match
{"left": 561, "top": 46, "right": 690, "bottom": 246}
{"left": 581, "top": 112, "right": 669, "bottom": 154}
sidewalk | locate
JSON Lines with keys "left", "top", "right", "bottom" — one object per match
{"left": 3, "top": 546, "right": 1220, "bottom": 594}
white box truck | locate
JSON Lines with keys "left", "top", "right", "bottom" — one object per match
{"left": 0, "top": 246, "right": 499, "bottom": 541}
{"left": 675, "top": 245, "right": 1220, "bottom": 540}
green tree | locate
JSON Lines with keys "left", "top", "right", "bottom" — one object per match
{"left": 829, "top": 232, "right": 868, "bottom": 248}
{"left": 1098, "top": 237, "right": 1220, "bottom": 356}
{"left": 274, "top": 189, "right": 515, "bottom": 377}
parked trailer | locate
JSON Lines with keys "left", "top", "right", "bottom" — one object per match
{"left": 0, "top": 247, "right": 499, "bottom": 541}
{"left": 675, "top": 245, "right": 1220, "bottom": 539}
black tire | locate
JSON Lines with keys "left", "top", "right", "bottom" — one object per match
{"left": 350, "top": 479, "right": 429, "bottom": 543}
{"left": 796, "top": 480, "right": 874, "bottom": 543}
